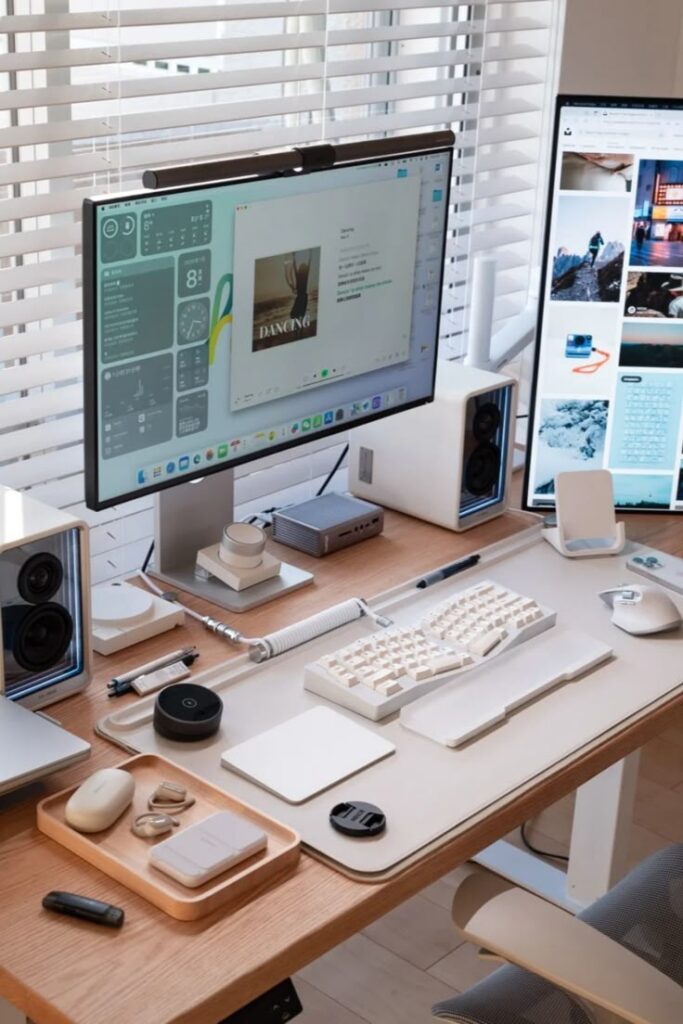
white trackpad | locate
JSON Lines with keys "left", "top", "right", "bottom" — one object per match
{"left": 221, "top": 707, "right": 395, "bottom": 804}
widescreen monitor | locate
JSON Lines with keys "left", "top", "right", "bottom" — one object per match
{"left": 83, "top": 139, "right": 452, "bottom": 511}
{"left": 524, "top": 95, "right": 683, "bottom": 513}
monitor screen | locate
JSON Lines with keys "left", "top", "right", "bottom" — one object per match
{"left": 84, "top": 144, "right": 452, "bottom": 510}
{"left": 524, "top": 96, "right": 683, "bottom": 513}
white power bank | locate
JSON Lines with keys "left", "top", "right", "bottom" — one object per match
{"left": 149, "top": 811, "right": 267, "bottom": 888}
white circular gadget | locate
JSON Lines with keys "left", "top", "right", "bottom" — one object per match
{"left": 219, "top": 522, "right": 266, "bottom": 569}
{"left": 91, "top": 583, "right": 154, "bottom": 626}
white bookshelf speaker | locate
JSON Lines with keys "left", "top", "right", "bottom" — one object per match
{"left": 348, "top": 362, "right": 517, "bottom": 532}
{"left": 0, "top": 486, "right": 92, "bottom": 709}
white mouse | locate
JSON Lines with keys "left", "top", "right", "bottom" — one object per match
{"left": 598, "top": 584, "right": 682, "bottom": 636}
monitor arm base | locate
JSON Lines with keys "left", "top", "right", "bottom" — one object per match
{"left": 148, "top": 472, "right": 314, "bottom": 613}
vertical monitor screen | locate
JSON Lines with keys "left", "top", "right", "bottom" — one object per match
{"left": 84, "top": 146, "right": 452, "bottom": 510}
{"left": 525, "top": 97, "right": 683, "bottom": 513}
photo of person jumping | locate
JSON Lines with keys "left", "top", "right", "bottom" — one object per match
{"left": 285, "top": 250, "right": 312, "bottom": 325}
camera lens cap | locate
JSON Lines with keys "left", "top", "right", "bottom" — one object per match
{"left": 329, "top": 801, "right": 386, "bottom": 838}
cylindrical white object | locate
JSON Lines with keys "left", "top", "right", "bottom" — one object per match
{"left": 219, "top": 521, "right": 265, "bottom": 569}
{"left": 465, "top": 255, "right": 497, "bottom": 369}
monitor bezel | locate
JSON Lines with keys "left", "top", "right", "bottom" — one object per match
{"left": 84, "top": 142, "right": 453, "bottom": 511}
{"left": 522, "top": 93, "right": 683, "bottom": 515}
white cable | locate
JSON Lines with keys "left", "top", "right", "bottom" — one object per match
{"left": 249, "top": 598, "right": 367, "bottom": 662}
{"left": 136, "top": 571, "right": 391, "bottom": 661}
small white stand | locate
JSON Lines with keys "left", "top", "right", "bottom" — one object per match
{"left": 543, "top": 470, "right": 625, "bottom": 559}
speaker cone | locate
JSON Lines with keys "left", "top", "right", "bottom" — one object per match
{"left": 17, "top": 552, "right": 63, "bottom": 604}
{"left": 465, "top": 442, "right": 501, "bottom": 496}
{"left": 2, "top": 602, "right": 73, "bottom": 672}
{"left": 472, "top": 402, "right": 501, "bottom": 441}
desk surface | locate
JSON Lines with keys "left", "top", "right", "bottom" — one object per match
{"left": 1, "top": 504, "right": 682, "bottom": 1024}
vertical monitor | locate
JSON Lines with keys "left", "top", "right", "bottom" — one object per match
{"left": 84, "top": 143, "right": 452, "bottom": 510}
{"left": 525, "top": 96, "right": 683, "bottom": 513}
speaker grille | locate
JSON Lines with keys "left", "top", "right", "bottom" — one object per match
{"left": 459, "top": 384, "right": 513, "bottom": 520}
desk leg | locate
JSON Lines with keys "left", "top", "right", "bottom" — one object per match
{"left": 567, "top": 751, "right": 640, "bottom": 906}
{"left": 0, "top": 998, "right": 26, "bottom": 1024}
{"left": 473, "top": 752, "right": 640, "bottom": 913}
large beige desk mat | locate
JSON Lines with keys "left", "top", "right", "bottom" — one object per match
{"left": 98, "top": 530, "right": 683, "bottom": 879}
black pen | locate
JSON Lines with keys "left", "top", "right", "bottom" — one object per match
{"left": 416, "top": 553, "right": 480, "bottom": 590}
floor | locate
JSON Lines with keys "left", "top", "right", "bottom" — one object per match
{"left": 294, "top": 706, "right": 683, "bottom": 1023}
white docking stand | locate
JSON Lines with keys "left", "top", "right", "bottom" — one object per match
{"left": 98, "top": 527, "right": 683, "bottom": 880}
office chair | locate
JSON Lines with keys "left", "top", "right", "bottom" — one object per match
{"left": 432, "top": 843, "right": 683, "bottom": 1024}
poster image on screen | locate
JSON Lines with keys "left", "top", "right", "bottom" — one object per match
{"left": 532, "top": 398, "right": 608, "bottom": 496}
{"left": 560, "top": 152, "right": 634, "bottom": 193}
{"left": 253, "top": 248, "right": 321, "bottom": 351}
{"left": 678, "top": 466, "right": 683, "bottom": 502}
{"left": 624, "top": 270, "right": 683, "bottom": 319}
{"left": 631, "top": 160, "right": 683, "bottom": 268}
{"left": 619, "top": 322, "right": 683, "bottom": 368}
{"left": 611, "top": 472, "right": 673, "bottom": 510}
{"left": 539, "top": 306, "right": 617, "bottom": 396}
{"left": 550, "top": 195, "right": 627, "bottom": 303}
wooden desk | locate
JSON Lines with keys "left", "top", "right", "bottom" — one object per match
{"left": 1, "top": 507, "right": 681, "bottom": 1024}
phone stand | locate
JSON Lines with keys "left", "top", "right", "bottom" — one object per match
{"left": 543, "top": 470, "right": 625, "bottom": 559}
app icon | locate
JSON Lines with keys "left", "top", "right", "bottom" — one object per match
{"left": 321, "top": 368, "right": 329, "bottom": 378}
{"left": 335, "top": 408, "right": 345, "bottom": 421}
{"left": 193, "top": 453, "right": 202, "bottom": 465}
{"left": 312, "top": 414, "right": 322, "bottom": 428}
{"left": 178, "top": 456, "right": 190, "bottom": 471}
{"left": 153, "top": 465, "right": 163, "bottom": 478}
{"left": 362, "top": 399, "right": 371, "bottom": 412}
{"left": 166, "top": 461, "right": 176, "bottom": 473}
{"left": 324, "top": 411, "right": 334, "bottom": 425}
{"left": 397, "top": 168, "right": 408, "bottom": 178}
{"left": 137, "top": 469, "right": 147, "bottom": 486}
{"left": 268, "top": 430, "right": 277, "bottom": 441}
{"left": 302, "top": 418, "right": 311, "bottom": 431}
{"left": 217, "top": 444, "right": 228, "bottom": 459}
{"left": 432, "top": 189, "right": 443, "bottom": 202}
{"left": 371, "top": 395, "right": 382, "bottom": 410}
{"left": 230, "top": 439, "right": 241, "bottom": 450}
{"left": 352, "top": 402, "right": 362, "bottom": 415}
{"left": 205, "top": 448, "right": 215, "bottom": 461}
{"left": 291, "top": 422, "right": 300, "bottom": 434}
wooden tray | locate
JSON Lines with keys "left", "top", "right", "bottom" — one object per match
{"left": 36, "top": 753, "right": 300, "bottom": 921}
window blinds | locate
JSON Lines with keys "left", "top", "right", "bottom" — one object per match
{"left": 0, "top": 0, "right": 563, "bottom": 582}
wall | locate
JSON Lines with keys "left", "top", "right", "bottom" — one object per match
{"left": 560, "top": 0, "right": 683, "bottom": 97}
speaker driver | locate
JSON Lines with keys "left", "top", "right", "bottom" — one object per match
{"left": 3, "top": 603, "right": 73, "bottom": 672}
{"left": 17, "top": 552, "right": 63, "bottom": 604}
{"left": 472, "top": 402, "right": 501, "bottom": 441}
{"left": 465, "top": 442, "right": 501, "bottom": 496}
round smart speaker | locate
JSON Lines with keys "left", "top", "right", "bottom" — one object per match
{"left": 153, "top": 683, "right": 223, "bottom": 742}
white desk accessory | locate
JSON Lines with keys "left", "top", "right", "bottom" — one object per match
{"left": 64, "top": 767, "right": 134, "bottom": 832}
{"left": 543, "top": 470, "right": 625, "bottom": 558}
{"left": 0, "top": 698, "right": 91, "bottom": 795}
{"left": 221, "top": 707, "right": 395, "bottom": 804}
{"left": 91, "top": 580, "right": 184, "bottom": 655}
{"left": 196, "top": 522, "right": 281, "bottom": 592}
{"left": 149, "top": 810, "right": 267, "bottom": 887}
{"left": 598, "top": 585, "right": 682, "bottom": 636}
{"left": 400, "top": 629, "right": 613, "bottom": 747}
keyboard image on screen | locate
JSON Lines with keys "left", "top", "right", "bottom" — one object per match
{"left": 303, "top": 580, "right": 556, "bottom": 721}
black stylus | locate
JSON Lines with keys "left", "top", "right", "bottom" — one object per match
{"left": 415, "top": 553, "right": 480, "bottom": 589}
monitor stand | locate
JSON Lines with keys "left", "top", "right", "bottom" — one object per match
{"left": 147, "top": 471, "right": 314, "bottom": 613}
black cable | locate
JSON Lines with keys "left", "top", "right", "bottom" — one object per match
{"left": 316, "top": 443, "right": 349, "bottom": 497}
{"left": 141, "top": 540, "right": 154, "bottom": 573}
{"left": 516, "top": 413, "right": 529, "bottom": 420}
{"left": 520, "top": 822, "right": 569, "bottom": 863}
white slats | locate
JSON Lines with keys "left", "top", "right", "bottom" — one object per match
{"left": 0, "top": 0, "right": 562, "bottom": 581}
